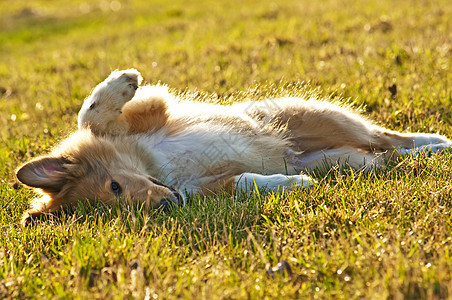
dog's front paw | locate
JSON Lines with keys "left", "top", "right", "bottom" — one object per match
{"left": 21, "top": 210, "right": 45, "bottom": 226}
{"left": 235, "top": 173, "right": 315, "bottom": 193}
{"left": 103, "top": 69, "right": 143, "bottom": 105}
{"left": 86, "top": 69, "right": 143, "bottom": 112}
{"left": 78, "top": 69, "right": 143, "bottom": 132}
{"left": 289, "top": 174, "right": 316, "bottom": 188}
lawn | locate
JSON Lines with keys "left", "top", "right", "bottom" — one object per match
{"left": 0, "top": 0, "right": 451, "bottom": 298}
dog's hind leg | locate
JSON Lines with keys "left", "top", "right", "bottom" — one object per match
{"left": 271, "top": 99, "right": 451, "bottom": 155}
{"left": 78, "top": 69, "right": 142, "bottom": 135}
{"left": 286, "top": 147, "right": 385, "bottom": 173}
{"left": 120, "top": 85, "right": 172, "bottom": 134}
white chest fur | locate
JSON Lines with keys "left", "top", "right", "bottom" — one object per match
{"left": 137, "top": 125, "right": 292, "bottom": 193}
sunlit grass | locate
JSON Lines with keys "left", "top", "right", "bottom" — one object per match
{"left": 1, "top": 0, "right": 451, "bottom": 298}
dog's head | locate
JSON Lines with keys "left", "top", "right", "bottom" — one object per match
{"left": 16, "top": 131, "right": 182, "bottom": 224}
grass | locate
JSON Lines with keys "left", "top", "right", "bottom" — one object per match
{"left": 0, "top": 0, "right": 451, "bottom": 298}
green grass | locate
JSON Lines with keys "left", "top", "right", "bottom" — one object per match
{"left": 1, "top": 0, "right": 451, "bottom": 298}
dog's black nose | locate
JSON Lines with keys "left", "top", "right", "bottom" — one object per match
{"left": 169, "top": 188, "right": 183, "bottom": 206}
{"left": 159, "top": 198, "right": 177, "bottom": 211}
{"left": 147, "top": 176, "right": 183, "bottom": 206}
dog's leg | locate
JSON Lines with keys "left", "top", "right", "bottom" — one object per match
{"left": 21, "top": 196, "right": 62, "bottom": 226}
{"left": 368, "top": 130, "right": 451, "bottom": 155}
{"left": 233, "top": 173, "right": 315, "bottom": 193}
{"left": 396, "top": 140, "right": 452, "bottom": 156}
{"left": 78, "top": 69, "right": 142, "bottom": 135}
{"left": 271, "top": 99, "right": 451, "bottom": 155}
{"left": 287, "top": 147, "right": 384, "bottom": 172}
{"left": 120, "top": 85, "right": 171, "bottom": 134}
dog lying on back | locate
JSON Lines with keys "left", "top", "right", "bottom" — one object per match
{"left": 16, "top": 69, "right": 452, "bottom": 225}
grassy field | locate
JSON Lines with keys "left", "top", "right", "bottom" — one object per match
{"left": 1, "top": 0, "right": 452, "bottom": 298}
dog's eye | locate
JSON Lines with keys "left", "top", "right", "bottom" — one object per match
{"left": 111, "top": 181, "right": 122, "bottom": 195}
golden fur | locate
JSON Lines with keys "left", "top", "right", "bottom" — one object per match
{"left": 16, "top": 69, "right": 452, "bottom": 225}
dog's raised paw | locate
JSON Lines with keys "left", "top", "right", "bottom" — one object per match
{"left": 104, "top": 69, "right": 143, "bottom": 103}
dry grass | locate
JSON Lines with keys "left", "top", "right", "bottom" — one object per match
{"left": 1, "top": 0, "right": 451, "bottom": 298}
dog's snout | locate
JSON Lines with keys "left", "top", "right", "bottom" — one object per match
{"left": 169, "top": 188, "right": 183, "bottom": 206}
{"left": 159, "top": 198, "right": 176, "bottom": 211}
{"left": 147, "top": 176, "right": 183, "bottom": 206}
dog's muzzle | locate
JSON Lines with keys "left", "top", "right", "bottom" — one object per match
{"left": 148, "top": 176, "right": 184, "bottom": 210}
{"left": 168, "top": 187, "right": 183, "bottom": 205}
{"left": 159, "top": 188, "right": 184, "bottom": 211}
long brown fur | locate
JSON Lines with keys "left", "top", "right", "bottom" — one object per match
{"left": 16, "top": 69, "right": 452, "bottom": 226}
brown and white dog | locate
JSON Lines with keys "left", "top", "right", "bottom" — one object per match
{"left": 16, "top": 69, "right": 451, "bottom": 225}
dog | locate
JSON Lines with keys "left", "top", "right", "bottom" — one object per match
{"left": 16, "top": 69, "right": 452, "bottom": 225}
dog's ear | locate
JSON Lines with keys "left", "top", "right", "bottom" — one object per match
{"left": 16, "top": 157, "right": 71, "bottom": 193}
